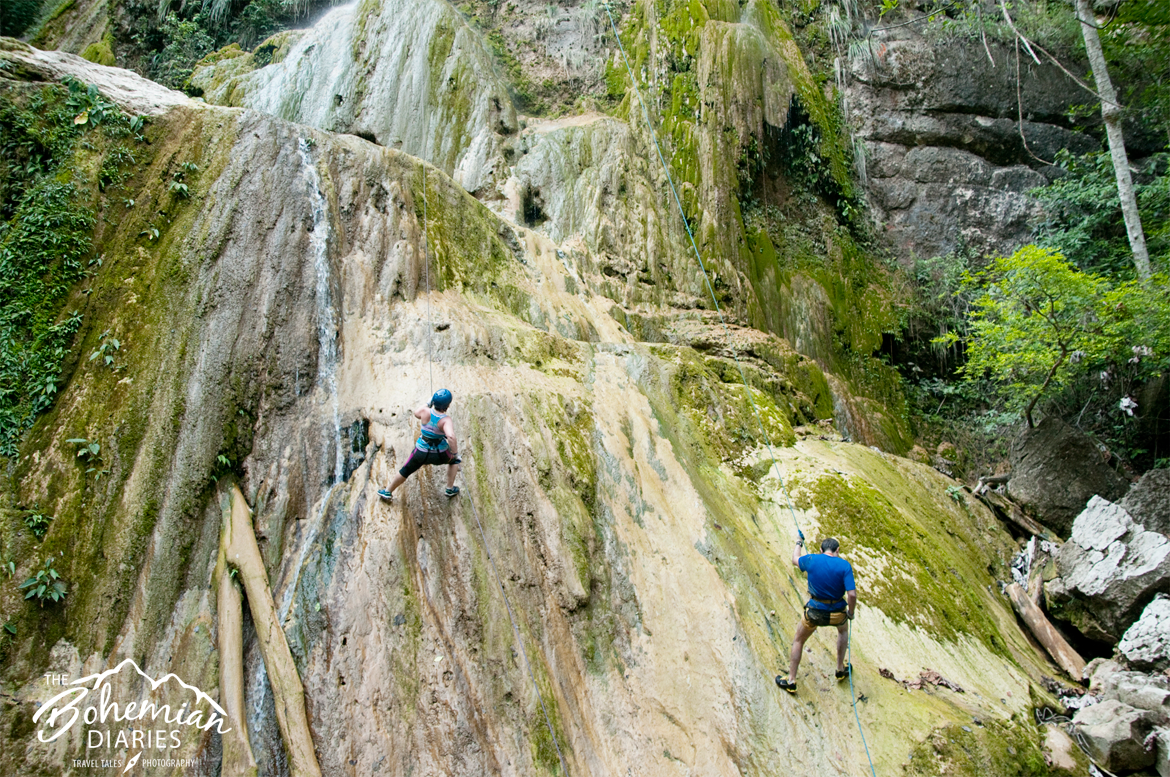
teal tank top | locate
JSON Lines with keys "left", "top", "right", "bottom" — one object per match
{"left": 416, "top": 411, "right": 449, "bottom": 452}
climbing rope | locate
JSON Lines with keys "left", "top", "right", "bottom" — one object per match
{"left": 423, "top": 168, "right": 433, "bottom": 396}
{"left": 600, "top": 2, "right": 803, "bottom": 544}
{"left": 417, "top": 166, "right": 570, "bottom": 775}
{"left": 847, "top": 626, "right": 878, "bottom": 777}
{"left": 602, "top": 5, "right": 875, "bottom": 775}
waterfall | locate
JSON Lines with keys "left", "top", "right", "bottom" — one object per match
{"left": 298, "top": 137, "right": 344, "bottom": 486}
{"left": 246, "top": 140, "right": 345, "bottom": 759}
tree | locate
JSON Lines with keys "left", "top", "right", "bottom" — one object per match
{"left": 947, "top": 245, "right": 1170, "bottom": 428}
{"left": 953, "top": 246, "right": 1108, "bottom": 427}
{"left": 1074, "top": 0, "right": 1152, "bottom": 280}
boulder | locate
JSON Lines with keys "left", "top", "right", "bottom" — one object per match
{"left": 1120, "top": 597, "right": 1170, "bottom": 669}
{"left": 1086, "top": 658, "right": 1125, "bottom": 691}
{"left": 1073, "top": 699, "right": 1157, "bottom": 771}
{"left": 1122, "top": 469, "right": 1170, "bottom": 536}
{"left": 1157, "top": 728, "right": 1170, "bottom": 777}
{"left": 1098, "top": 670, "right": 1170, "bottom": 723}
{"left": 1047, "top": 497, "right": 1170, "bottom": 639}
{"left": 1009, "top": 417, "right": 1129, "bottom": 536}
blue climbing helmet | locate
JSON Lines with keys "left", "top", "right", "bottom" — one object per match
{"left": 429, "top": 389, "right": 453, "bottom": 412}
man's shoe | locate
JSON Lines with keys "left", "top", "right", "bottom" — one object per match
{"left": 775, "top": 676, "right": 796, "bottom": 694}
{"left": 378, "top": 489, "right": 393, "bottom": 501}
{"left": 835, "top": 663, "right": 852, "bottom": 681}
{"left": 445, "top": 486, "right": 460, "bottom": 498}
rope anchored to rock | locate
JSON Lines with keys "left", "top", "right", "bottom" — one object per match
{"left": 415, "top": 166, "right": 570, "bottom": 775}
{"left": 601, "top": 4, "right": 875, "bottom": 775}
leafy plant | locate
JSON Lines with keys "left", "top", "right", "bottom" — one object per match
{"left": 23, "top": 510, "right": 52, "bottom": 539}
{"left": 942, "top": 245, "right": 1170, "bottom": 428}
{"left": 150, "top": 14, "right": 215, "bottom": 92}
{"left": 19, "top": 557, "right": 67, "bottom": 606}
{"left": 65, "top": 437, "right": 111, "bottom": 480}
{"left": 1033, "top": 151, "right": 1170, "bottom": 278}
{"left": 89, "top": 331, "right": 121, "bottom": 368}
{"left": 66, "top": 437, "right": 101, "bottom": 461}
{"left": 1, "top": 80, "right": 143, "bottom": 456}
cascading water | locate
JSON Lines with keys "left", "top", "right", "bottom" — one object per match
{"left": 246, "top": 139, "right": 346, "bottom": 768}
{"left": 300, "top": 136, "right": 345, "bottom": 486}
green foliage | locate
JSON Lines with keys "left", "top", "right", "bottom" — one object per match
{"left": 88, "top": 330, "right": 121, "bottom": 368}
{"left": 0, "top": 79, "right": 144, "bottom": 455}
{"left": 19, "top": 557, "right": 67, "bottom": 606}
{"left": 0, "top": 0, "right": 42, "bottom": 37}
{"left": 23, "top": 510, "right": 52, "bottom": 539}
{"left": 0, "top": 82, "right": 143, "bottom": 407}
{"left": 1033, "top": 151, "right": 1170, "bottom": 277}
{"left": 944, "top": 245, "right": 1170, "bottom": 427}
{"left": 151, "top": 13, "right": 216, "bottom": 91}
{"left": 66, "top": 437, "right": 101, "bottom": 460}
{"left": 1103, "top": 1, "right": 1170, "bottom": 141}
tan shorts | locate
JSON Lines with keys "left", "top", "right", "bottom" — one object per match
{"left": 802, "top": 607, "right": 847, "bottom": 629}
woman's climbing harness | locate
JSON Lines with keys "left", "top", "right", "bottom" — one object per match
{"left": 600, "top": 4, "right": 877, "bottom": 775}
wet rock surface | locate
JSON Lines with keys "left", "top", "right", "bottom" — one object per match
{"left": 0, "top": 20, "right": 1103, "bottom": 777}
{"left": 1009, "top": 417, "right": 1130, "bottom": 536}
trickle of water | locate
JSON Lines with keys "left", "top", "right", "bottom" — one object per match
{"left": 297, "top": 137, "right": 344, "bottom": 485}
{"left": 249, "top": 139, "right": 348, "bottom": 747}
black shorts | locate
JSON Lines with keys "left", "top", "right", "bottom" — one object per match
{"left": 399, "top": 447, "right": 455, "bottom": 478}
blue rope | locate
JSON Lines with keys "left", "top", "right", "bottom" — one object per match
{"left": 603, "top": 6, "right": 877, "bottom": 776}
{"left": 601, "top": 3, "right": 802, "bottom": 542}
{"left": 848, "top": 624, "right": 878, "bottom": 777}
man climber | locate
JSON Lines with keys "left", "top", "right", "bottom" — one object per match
{"left": 775, "top": 536, "right": 856, "bottom": 694}
{"left": 378, "top": 389, "right": 461, "bottom": 500}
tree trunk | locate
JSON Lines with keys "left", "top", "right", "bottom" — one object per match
{"left": 1074, "top": 0, "right": 1152, "bottom": 280}
{"left": 1007, "top": 583, "right": 1086, "bottom": 681}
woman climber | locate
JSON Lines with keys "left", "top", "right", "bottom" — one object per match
{"left": 378, "top": 389, "right": 461, "bottom": 500}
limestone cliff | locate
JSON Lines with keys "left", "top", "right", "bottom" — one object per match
{"left": 0, "top": 32, "right": 1090, "bottom": 776}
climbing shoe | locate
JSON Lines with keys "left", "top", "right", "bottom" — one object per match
{"left": 445, "top": 486, "right": 460, "bottom": 498}
{"left": 835, "top": 664, "right": 852, "bottom": 682}
{"left": 775, "top": 676, "right": 796, "bottom": 694}
{"left": 377, "top": 489, "right": 393, "bottom": 501}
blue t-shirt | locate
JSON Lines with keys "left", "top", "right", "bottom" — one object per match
{"left": 798, "top": 553, "right": 856, "bottom": 611}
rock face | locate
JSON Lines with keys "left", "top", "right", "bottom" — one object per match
{"left": 1009, "top": 416, "right": 1130, "bottom": 536}
{"left": 845, "top": 28, "right": 1097, "bottom": 260}
{"left": 189, "top": 0, "right": 517, "bottom": 195}
{"left": 1120, "top": 597, "right": 1170, "bottom": 668}
{"left": 1122, "top": 469, "right": 1170, "bottom": 536}
{"left": 1073, "top": 699, "right": 1157, "bottom": 772}
{"left": 0, "top": 43, "right": 1065, "bottom": 777}
{"left": 188, "top": 1, "right": 918, "bottom": 454}
{"left": 1048, "top": 497, "right": 1170, "bottom": 640}
{"left": 1097, "top": 670, "right": 1170, "bottom": 722}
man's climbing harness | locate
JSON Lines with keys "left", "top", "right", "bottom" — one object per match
{"left": 404, "top": 166, "right": 570, "bottom": 774}
{"left": 601, "top": 5, "right": 876, "bottom": 775}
